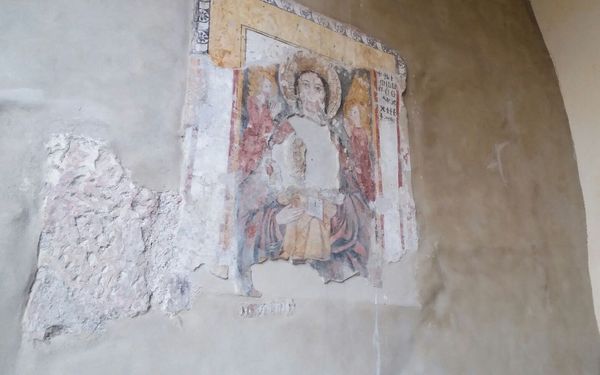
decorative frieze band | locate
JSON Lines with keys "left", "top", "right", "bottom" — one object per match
{"left": 191, "top": 0, "right": 407, "bottom": 80}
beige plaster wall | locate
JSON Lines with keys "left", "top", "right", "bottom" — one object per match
{"left": 1, "top": 0, "right": 599, "bottom": 374}
{"left": 529, "top": 0, "right": 600, "bottom": 330}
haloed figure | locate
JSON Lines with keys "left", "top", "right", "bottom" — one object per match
{"left": 237, "top": 52, "right": 373, "bottom": 296}
{"left": 270, "top": 70, "right": 341, "bottom": 263}
{"left": 342, "top": 75, "right": 376, "bottom": 203}
{"left": 239, "top": 67, "right": 283, "bottom": 177}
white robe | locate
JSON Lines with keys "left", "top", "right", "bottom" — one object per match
{"left": 271, "top": 115, "right": 340, "bottom": 194}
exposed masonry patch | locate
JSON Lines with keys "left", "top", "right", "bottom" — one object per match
{"left": 23, "top": 135, "right": 188, "bottom": 341}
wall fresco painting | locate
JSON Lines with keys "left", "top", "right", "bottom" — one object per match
{"left": 232, "top": 52, "right": 382, "bottom": 296}
{"left": 21, "top": 0, "right": 419, "bottom": 341}
{"left": 181, "top": 0, "right": 417, "bottom": 297}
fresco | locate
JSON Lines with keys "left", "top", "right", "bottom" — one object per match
{"left": 230, "top": 53, "right": 383, "bottom": 296}
{"left": 22, "top": 0, "right": 418, "bottom": 341}
{"left": 180, "top": 0, "right": 418, "bottom": 297}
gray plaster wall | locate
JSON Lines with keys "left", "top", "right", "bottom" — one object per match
{"left": 0, "top": 0, "right": 191, "bottom": 373}
{"left": 1, "top": 0, "right": 599, "bottom": 374}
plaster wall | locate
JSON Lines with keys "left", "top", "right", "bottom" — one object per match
{"left": 1, "top": 0, "right": 599, "bottom": 374}
{"left": 529, "top": 0, "right": 600, "bottom": 330}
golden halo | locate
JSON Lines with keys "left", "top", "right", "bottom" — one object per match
{"left": 278, "top": 51, "right": 342, "bottom": 120}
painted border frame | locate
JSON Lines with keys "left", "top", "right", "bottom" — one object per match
{"left": 191, "top": 0, "right": 407, "bottom": 88}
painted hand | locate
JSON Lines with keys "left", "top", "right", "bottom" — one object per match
{"left": 275, "top": 206, "right": 304, "bottom": 225}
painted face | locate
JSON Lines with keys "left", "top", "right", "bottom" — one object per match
{"left": 260, "top": 78, "right": 273, "bottom": 96}
{"left": 297, "top": 72, "right": 326, "bottom": 117}
{"left": 346, "top": 105, "right": 361, "bottom": 129}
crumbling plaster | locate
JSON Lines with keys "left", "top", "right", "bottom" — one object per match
{"left": 1, "top": 0, "right": 599, "bottom": 374}
{"left": 1, "top": 0, "right": 192, "bottom": 372}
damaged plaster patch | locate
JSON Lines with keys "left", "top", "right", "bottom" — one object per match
{"left": 23, "top": 134, "right": 188, "bottom": 340}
